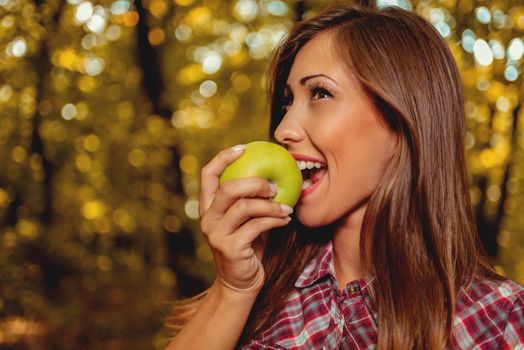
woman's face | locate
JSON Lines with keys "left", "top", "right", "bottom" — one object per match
{"left": 274, "top": 30, "right": 398, "bottom": 228}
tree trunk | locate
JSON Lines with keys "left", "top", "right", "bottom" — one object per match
{"left": 135, "top": 0, "right": 207, "bottom": 296}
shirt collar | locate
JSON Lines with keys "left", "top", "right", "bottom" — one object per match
{"left": 294, "top": 239, "right": 376, "bottom": 292}
{"left": 294, "top": 239, "right": 378, "bottom": 325}
{"left": 295, "top": 240, "right": 335, "bottom": 288}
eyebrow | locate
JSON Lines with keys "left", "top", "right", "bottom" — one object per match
{"left": 285, "top": 74, "right": 337, "bottom": 90}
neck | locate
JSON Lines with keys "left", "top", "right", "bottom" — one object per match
{"left": 332, "top": 203, "right": 367, "bottom": 290}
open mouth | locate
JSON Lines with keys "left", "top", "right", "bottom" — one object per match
{"left": 296, "top": 161, "right": 328, "bottom": 191}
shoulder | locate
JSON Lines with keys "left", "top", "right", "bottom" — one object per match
{"left": 453, "top": 275, "right": 524, "bottom": 348}
{"left": 456, "top": 276, "right": 524, "bottom": 312}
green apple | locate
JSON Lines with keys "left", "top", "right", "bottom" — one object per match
{"left": 219, "top": 141, "right": 303, "bottom": 207}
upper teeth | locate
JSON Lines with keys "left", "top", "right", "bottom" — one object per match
{"left": 296, "top": 160, "right": 326, "bottom": 170}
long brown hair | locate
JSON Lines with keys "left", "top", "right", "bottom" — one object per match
{"left": 167, "top": 3, "right": 498, "bottom": 349}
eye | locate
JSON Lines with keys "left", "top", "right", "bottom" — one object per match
{"left": 310, "top": 85, "right": 333, "bottom": 100}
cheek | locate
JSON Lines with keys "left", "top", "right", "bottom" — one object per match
{"left": 329, "top": 121, "right": 395, "bottom": 192}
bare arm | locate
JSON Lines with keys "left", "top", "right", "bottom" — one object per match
{"left": 165, "top": 145, "right": 292, "bottom": 350}
{"left": 165, "top": 281, "right": 258, "bottom": 350}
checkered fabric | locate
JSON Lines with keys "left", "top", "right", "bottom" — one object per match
{"left": 239, "top": 240, "right": 524, "bottom": 349}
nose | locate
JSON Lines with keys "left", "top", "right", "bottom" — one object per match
{"left": 273, "top": 112, "right": 304, "bottom": 148}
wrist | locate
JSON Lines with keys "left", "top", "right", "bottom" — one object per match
{"left": 214, "top": 277, "right": 263, "bottom": 301}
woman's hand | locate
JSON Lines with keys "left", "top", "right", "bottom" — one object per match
{"left": 199, "top": 145, "right": 293, "bottom": 295}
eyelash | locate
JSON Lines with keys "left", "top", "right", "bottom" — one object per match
{"left": 310, "top": 84, "right": 333, "bottom": 100}
{"left": 281, "top": 83, "right": 333, "bottom": 111}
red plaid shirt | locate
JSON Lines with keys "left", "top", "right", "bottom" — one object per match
{"left": 240, "top": 240, "right": 524, "bottom": 349}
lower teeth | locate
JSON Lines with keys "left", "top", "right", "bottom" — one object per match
{"left": 302, "top": 180, "right": 313, "bottom": 190}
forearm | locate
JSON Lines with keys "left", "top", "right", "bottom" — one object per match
{"left": 165, "top": 280, "right": 258, "bottom": 350}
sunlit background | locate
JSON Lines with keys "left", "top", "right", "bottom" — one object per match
{"left": 0, "top": 0, "right": 523, "bottom": 348}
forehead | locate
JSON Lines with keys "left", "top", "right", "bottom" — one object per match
{"left": 287, "top": 30, "right": 359, "bottom": 86}
{"left": 297, "top": 30, "right": 336, "bottom": 61}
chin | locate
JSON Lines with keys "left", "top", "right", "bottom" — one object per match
{"left": 296, "top": 211, "right": 334, "bottom": 229}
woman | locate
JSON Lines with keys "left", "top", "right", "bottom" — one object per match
{"left": 166, "top": 3, "right": 524, "bottom": 349}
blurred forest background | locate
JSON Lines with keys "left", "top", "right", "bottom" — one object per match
{"left": 0, "top": 0, "right": 523, "bottom": 348}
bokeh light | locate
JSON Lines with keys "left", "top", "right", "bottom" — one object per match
{"left": 2, "top": 0, "right": 524, "bottom": 349}
{"left": 75, "top": 1, "right": 94, "bottom": 23}
{"left": 474, "top": 39, "right": 494, "bottom": 66}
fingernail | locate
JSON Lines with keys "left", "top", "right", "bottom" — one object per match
{"left": 231, "top": 144, "right": 245, "bottom": 152}
{"left": 280, "top": 204, "right": 293, "bottom": 214}
{"left": 269, "top": 183, "right": 277, "bottom": 196}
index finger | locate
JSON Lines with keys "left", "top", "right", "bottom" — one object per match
{"left": 199, "top": 144, "right": 246, "bottom": 218}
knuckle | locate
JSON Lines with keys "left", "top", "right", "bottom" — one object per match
{"left": 273, "top": 202, "right": 284, "bottom": 213}
{"left": 219, "top": 148, "right": 230, "bottom": 158}
{"left": 200, "top": 219, "right": 209, "bottom": 234}
{"left": 262, "top": 201, "right": 278, "bottom": 215}
{"left": 256, "top": 177, "right": 268, "bottom": 190}
{"left": 207, "top": 234, "right": 221, "bottom": 250}
{"left": 233, "top": 199, "right": 249, "bottom": 213}
{"left": 200, "top": 164, "right": 211, "bottom": 178}
{"left": 214, "top": 150, "right": 228, "bottom": 165}
{"left": 247, "top": 217, "right": 263, "bottom": 231}
{"left": 219, "top": 181, "right": 236, "bottom": 197}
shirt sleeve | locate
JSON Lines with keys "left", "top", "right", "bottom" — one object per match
{"left": 500, "top": 291, "right": 524, "bottom": 348}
